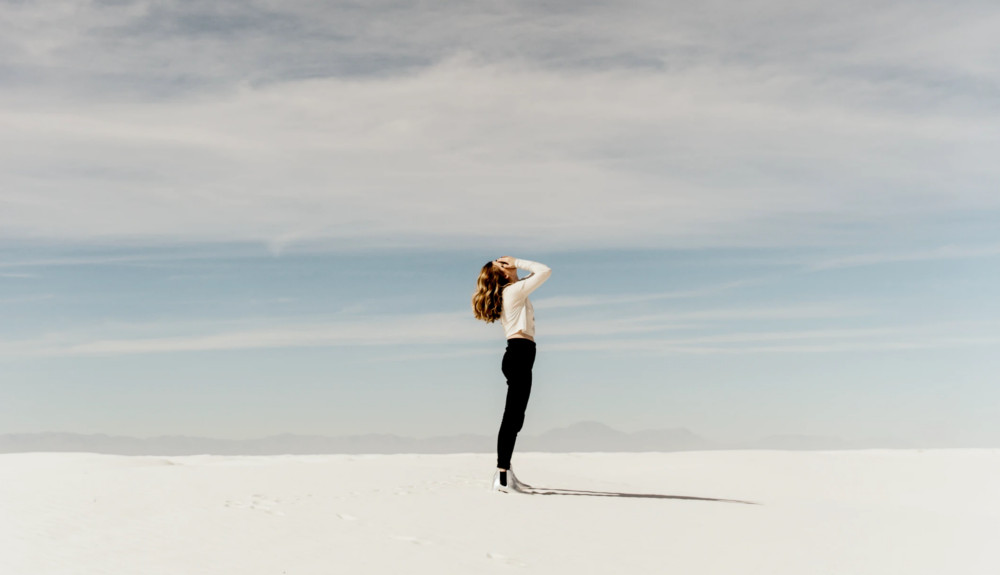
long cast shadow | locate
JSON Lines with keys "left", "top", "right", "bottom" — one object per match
{"left": 521, "top": 485, "right": 757, "bottom": 505}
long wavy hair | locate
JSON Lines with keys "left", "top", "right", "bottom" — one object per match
{"left": 472, "top": 261, "right": 511, "bottom": 323}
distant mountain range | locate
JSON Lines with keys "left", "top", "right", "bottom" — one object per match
{"left": 0, "top": 421, "right": 919, "bottom": 455}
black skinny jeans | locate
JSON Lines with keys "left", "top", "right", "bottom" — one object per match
{"left": 497, "top": 338, "right": 536, "bottom": 470}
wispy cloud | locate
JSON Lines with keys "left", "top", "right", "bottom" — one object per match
{"left": 0, "top": 311, "right": 487, "bottom": 357}
{"left": 547, "top": 322, "right": 1000, "bottom": 355}
{"left": 1, "top": 0, "right": 996, "bottom": 251}
{"left": 540, "top": 301, "right": 875, "bottom": 338}
{"left": 549, "top": 338, "right": 1000, "bottom": 355}
{"left": 691, "top": 241, "right": 1000, "bottom": 273}
{"left": 0, "top": 294, "right": 54, "bottom": 304}
{"left": 805, "top": 243, "right": 1000, "bottom": 271}
{"left": 0, "top": 250, "right": 250, "bottom": 269}
{"left": 3, "top": 302, "right": 982, "bottom": 358}
{"left": 533, "top": 278, "right": 768, "bottom": 309}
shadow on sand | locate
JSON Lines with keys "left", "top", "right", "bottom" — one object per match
{"left": 522, "top": 485, "right": 757, "bottom": 505}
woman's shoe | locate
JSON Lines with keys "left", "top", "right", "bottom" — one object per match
{"left": 491, "top": 469, "right": 531, "bottom": 493}
{"left": 491, "top": 469, "right": 511, "bottom": 493}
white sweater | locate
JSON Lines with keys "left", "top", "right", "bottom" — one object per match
{"left": 501, "top": 258, "right": 552, "bottom": 340}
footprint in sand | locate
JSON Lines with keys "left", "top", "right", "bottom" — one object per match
{"left": 224, "top": 494, "right": 285, "bottom": 516}
{"left": 487, "top": 552, "right": 527, "bottom": 567}
{"left": 393, "top": 535, "right": 431, "bottom": 545}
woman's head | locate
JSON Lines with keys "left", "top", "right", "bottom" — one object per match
{"left": 471, "top": 260, "right": 512, "bottom": 323}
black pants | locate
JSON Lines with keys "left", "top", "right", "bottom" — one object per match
{"left": 497, "top": 338, "right": 536, "bottom": 469}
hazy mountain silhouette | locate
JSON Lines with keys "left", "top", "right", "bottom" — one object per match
{"left": 517, "top": 421, "right": 719, "bottom": 452}
{"left": 0, "top": 422, "right": 915, "bottom": 455}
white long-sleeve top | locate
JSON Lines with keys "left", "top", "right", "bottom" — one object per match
{"left": 501, "top": 258, "right": 552, "bottom": 339}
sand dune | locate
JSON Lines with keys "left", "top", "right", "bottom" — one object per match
{"left": 1, "top": 450, "right": 997, "bottom": 574}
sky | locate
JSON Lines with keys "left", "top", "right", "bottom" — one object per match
{"left": 1, "top": 0, "right": 998, "bottom": 445}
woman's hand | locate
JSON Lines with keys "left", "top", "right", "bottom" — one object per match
{"left": 495, "top": 256, "right": 516, "bottom": 270}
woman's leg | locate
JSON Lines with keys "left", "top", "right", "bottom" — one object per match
{"left": 497, "top": 341, "right": 536, "bottom": 470}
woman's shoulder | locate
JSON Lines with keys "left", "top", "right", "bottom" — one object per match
{"left": 502, "top": 281, "right": 529, "bottom": 299}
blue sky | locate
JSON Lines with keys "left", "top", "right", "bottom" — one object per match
{"left": 3, "top": 241, "right": 997, "bottom": 444}
{"left": 1, "top": 0, "right": 998, "bottom": 444}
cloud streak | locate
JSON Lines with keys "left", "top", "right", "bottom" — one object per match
{"left": 1, "top": 0, "right": 997, "bottom": 252}
{"left": 805, "top": 243, "right": 1000, "bottom": 270}
{"left": 2, "top": 302, "right": 990, "bottom": 358}
{"left": 533, "top": 278, "right": 767, "bottom": 309}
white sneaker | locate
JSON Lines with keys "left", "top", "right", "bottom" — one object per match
{"left": 491, "top": 469, "right": 511, "bottom": 493}
{"left": 491, "top": 469, "right": 530, "bottom": 493}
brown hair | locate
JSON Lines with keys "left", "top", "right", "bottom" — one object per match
{"left": 471, "top": 261, "right": 510, "bottom": 323}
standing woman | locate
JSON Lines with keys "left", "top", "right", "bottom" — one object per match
{"left": 472, "top": 255, "right": 552, "bottom": 493}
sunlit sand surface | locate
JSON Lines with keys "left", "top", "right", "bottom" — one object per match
{"left": 1, "top": 450, "right": 997, "bottom": 574}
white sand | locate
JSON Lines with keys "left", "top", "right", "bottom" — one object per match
{"left": 1, "top": 450, "right": 998, "bottom": 574}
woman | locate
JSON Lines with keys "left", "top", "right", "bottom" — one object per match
{"left": 472, "top": 255, "right": 552, "bottom": 493}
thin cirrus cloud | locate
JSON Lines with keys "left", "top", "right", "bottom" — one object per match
{"left": 0, "top": 294, "right": 53, "bottom": 304}
{"left": 544, "top": 318, "right": 1000, "bottom": 354}
{"left": 804, "top": 243, "right": 1000, "bottom": 271}
{"left": 0, "top": 251, "right": 249, "bottom": 270}
{"left": 0, "top": 301, "right": 905, "bottom": 358}
{"left": 2, "top": 313, "right": 995, "bottom": 360}
{"left": 0, "top": 0, "right": 997, "bottom": 253}
{"left": 546, "top": 336, "right": 1000, "bottom": 355}
{"left": 0, "top": 311, "right": 487, "bottom": 358}
{"left": 533, "top": 278, "right": 765, "bottom": 309}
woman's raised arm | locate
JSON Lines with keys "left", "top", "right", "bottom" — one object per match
{"left": 505, "top": 258, "right": 551, "bottom": 297}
